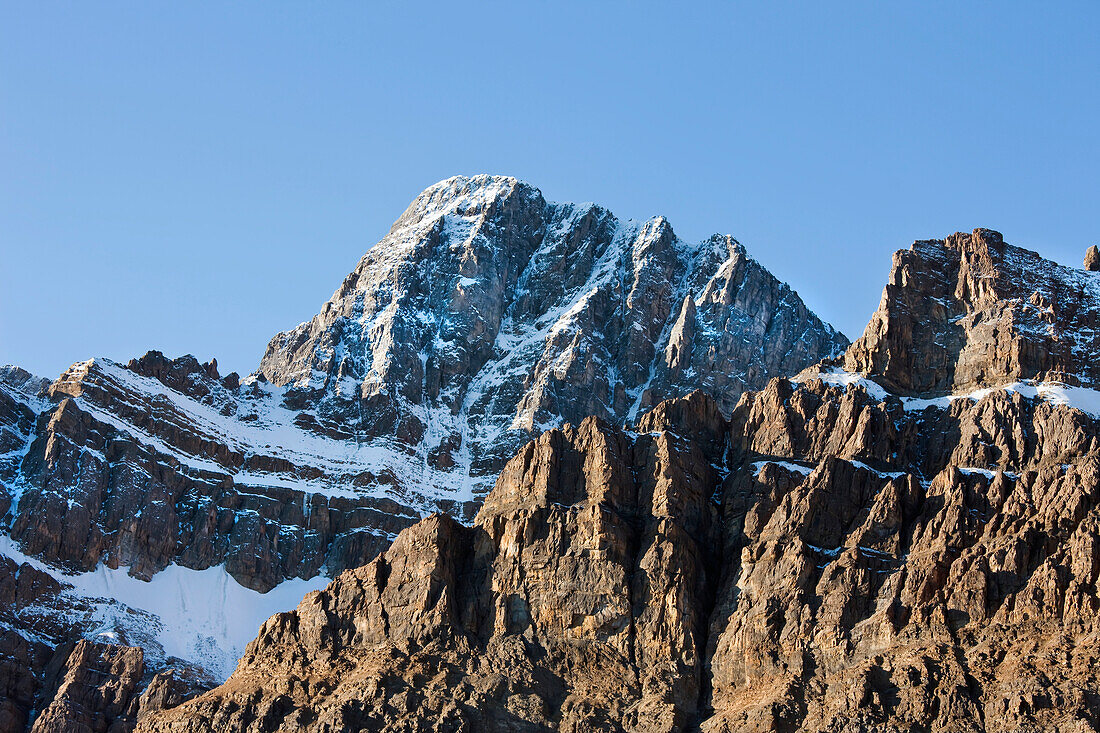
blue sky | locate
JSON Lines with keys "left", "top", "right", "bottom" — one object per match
{"left": 3, "top": 2, "right": 1098, "bottom": 379}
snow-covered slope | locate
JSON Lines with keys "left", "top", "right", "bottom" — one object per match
{"left": 0, "top": 534, "right": 327, "bottom": 682}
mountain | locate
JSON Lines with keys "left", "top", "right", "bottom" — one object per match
{"left": 0, "top": 176, "right": 846, "bottom": 732}
{"left": 138, "top": 230, "right": 1100, "bottom": 732}
{"left": 255, "top": 175, "right": 846, "bottom": 481}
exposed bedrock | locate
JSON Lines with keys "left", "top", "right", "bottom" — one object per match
{"left": 139, "top": 228, "right": 1100, "bottom": 732}
{"left": 138, "top": 380, "right": 1100, "bottom": 731}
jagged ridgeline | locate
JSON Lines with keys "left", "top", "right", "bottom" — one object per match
{"left": 256, "top": 175, "right": 847, "bottom": 482}
{"left": 138, "top": 229, "right": 1100, "bottom": 733}
{"left": 0, "top": 176, "right": 846, "bottom": 731}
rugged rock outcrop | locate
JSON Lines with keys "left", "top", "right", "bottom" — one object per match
{"left": 844, "top": 229, "right": 1100, "bottom": 395}
{"left": 137, "top": 397, "right": 727, "bottom": 732}
{"left": 137, "top": 383, "right": 1100, "bottom": 732}
{"left": 0, "top": 557, "right": 59, "bottom": 732}
{"left": 1085, "top": 245, "right": 1100, "bottom": 272}
{"left": 707, "top": 380, "right": 1100, "bottom": 732}
{"left": 140, "top": 230, "right": 1100, "bottom": 732}
{"left": 29, "top": 640, "right": 145, "bottom": 733}
{"left": 3, "top": 636, "right": 209, "bottom": 733}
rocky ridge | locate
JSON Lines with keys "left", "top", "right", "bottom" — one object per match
{"left": 139, "top": 230, "right": 1100, "bottom": 732}
{"left": 0, "top": 176, "right": 845, "bottom": 730}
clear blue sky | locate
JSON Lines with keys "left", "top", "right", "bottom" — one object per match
{"left": 3, "top": 2, "right": 1098, "bottom": 379}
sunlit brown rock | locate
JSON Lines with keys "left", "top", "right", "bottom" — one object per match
{"left": 139, "top": 230, "right": 1100, "bottom": 732}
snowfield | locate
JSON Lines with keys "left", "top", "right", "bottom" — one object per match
{"left": 0, "top": 534, "right": 329, "bottom": 682}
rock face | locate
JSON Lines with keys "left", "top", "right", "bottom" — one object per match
{"left": 30, "top": 640, "right": 144, "bottom": 733}
{"left": 844, "top": 228, "right": 1100, "bottom": 395}
{"left": 708, "top": 380, "right": 1100, "bottom": 732}
{"left": 5, "top": 637, "right": 209, "bottom": 733}
{"left": 1085, "top": 245, "right": 1100, "bottom": 272}
{"left": 0, "top": 367, "right": 48, "bottom": 524}
{"left": 0, "top": 176, "right": 845, "bottom": 729}
{"left": 8, "top": 353, "right": 406, "bottom": 591}
{"left": 140, "top": 230, "right": 1100, "bottom": 732}
{"left": 137, "top": 398, "right": 728, "bottom": 732}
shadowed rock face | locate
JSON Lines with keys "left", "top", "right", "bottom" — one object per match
{"left": 138, "top": 230, "right": 1100, "bottom": 733}
{"left": 29, "top": 640, "right": 145, "bottom": 733}
{"left": 0, "top": 177, "right": 846, "bottom": 730}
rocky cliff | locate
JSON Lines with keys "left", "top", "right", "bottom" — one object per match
{"left": 0, "top": 176, "right": 845, "bottom": 730}
{"left": 844, "top": 228, "right": 1100, "bottom": 395}
{"left": 138, "top": 230, "right": 1100, "bottom": 732}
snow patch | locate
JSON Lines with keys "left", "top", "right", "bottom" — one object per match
{"left": 752, "top": 460, "right": 813, "bottom": 477}
{"left": 794, "top": 366, "right": 1100, "bottom": 420}
{"left": 845, "top": 460, "right": 907, "bottom": 479}
{"left": 0, "top": 535, "right": 328, "bottom": 682}
{"left": 956, "top": 467, "right": 1019, "bottom": 480}
{"left": 903, "top": 380, "right": 1100, "bottom": 418}
{"left": 792, "top": 367, "right": 891, "bottom": 402}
